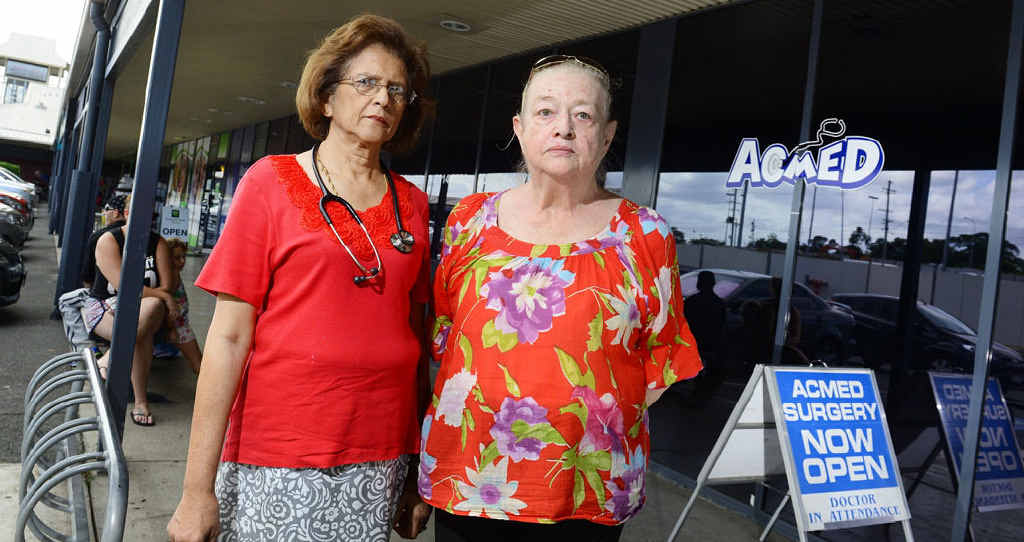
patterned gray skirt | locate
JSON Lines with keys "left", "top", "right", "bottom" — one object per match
{"left": 214, "top": 456, "right": 409, "bottom": 542}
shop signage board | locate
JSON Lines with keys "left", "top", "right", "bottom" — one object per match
{"left": 668, "top": 365, "right": 913, "bottom": 542}
{"left": 159, "top": 204, "right": 189, "bottom": 243}
{"left": 726, "top": 118, "right": 885, "bottom": 190}
{"left": 928, "top": 372, "right": 1024, "bottom": 512}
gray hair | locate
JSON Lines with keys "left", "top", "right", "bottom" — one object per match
{"left": 516, "top": 61, "right": 614, "bottom": 186}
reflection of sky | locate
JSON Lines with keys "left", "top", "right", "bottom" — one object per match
{"left": 654, "top": 170, "right": 1024, "bottom": 250}
{"left": 415, "top": 171, "right": 625, "bottom": 199}
{"left": 404, "top": 169, "right": 1024, "bottom": 251}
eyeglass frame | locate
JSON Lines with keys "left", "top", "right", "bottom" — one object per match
{"left": 337, "top": 76, "right": 418, "bottom": 105}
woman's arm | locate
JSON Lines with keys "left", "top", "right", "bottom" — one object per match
{"left": 167, "top": 293, "right": 255, "bottom": 542}
{"left": 154, "top": 237, "right": 179, "bottom": 293}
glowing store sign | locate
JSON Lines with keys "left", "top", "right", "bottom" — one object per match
{"left": 727, "top": 119, "right": 885, "bottom": 190}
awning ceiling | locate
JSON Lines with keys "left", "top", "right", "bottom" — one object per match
{"left": 71, "top": 0, "right": 736, "bottom": 159}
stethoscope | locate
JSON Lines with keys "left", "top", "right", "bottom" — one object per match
{"left": 311, "top": 142, "right": 415, "bottom": 285}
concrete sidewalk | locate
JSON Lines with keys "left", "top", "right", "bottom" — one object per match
{"left": 5, "top": 246, "right": 790, "bottom": 541}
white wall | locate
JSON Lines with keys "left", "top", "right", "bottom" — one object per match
{"left": 0, "top": 75, "right": 63, "bottom": 146}
{"left": 675, "top": 243, "right": 1024, "bottom": 348}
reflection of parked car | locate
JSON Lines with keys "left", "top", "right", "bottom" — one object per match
{"left": 830, "top": 293, "right": 1024, "bottom": 390}
{"left": 0, "top": 238, "right": 25, "bottom": 306}
{"left": 680, "top": 269, "right": 855, "bottom": 367}
{"left": 0, "top": 202, "right": 29, "bottom": 248}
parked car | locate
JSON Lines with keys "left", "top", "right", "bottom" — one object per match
{"left": 0, "top": 202, "right": 29, "bottom": 248}
{"left": 830, "top": 293, "right": 1024, "bottom": 390}
{"left": 680, "top": 269, "right": 856, "bottom": 368}
{"left": 0, "top": 168, "right": 36, "bottom": 205}
{"left": 0, "top": 238, "right": 25, "bottom": 306}
{"left": 0, "top": 190, "right": 33, "bottom": 230}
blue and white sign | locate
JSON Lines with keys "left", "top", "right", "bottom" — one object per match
{"left": 767, "top": 368, "right": 910, "bottom": 531}
{"left": 929, "top": 372, "right": 1024, "bottom": 512}
{"left": 726, "top": 118, "right": 885, "bottom": 191}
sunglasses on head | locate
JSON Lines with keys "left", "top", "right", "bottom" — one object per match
{"left": 530, "top": 55, "right": 610, "bottom": 80}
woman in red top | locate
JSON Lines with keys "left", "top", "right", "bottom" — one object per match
{"left": 418, "top": 57, "right": 703, "bottom": 541}
{"left": 167, "top": 15, "right": 433, "bottom": 542}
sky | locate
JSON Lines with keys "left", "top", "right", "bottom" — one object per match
{"left": 0, "top": 0, "right": 87, "bottom": 64}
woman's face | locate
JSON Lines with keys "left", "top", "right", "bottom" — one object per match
{"left": 172, "top": 248, "right": 186, "bottom": 271}
{"left": 324, "top": 44, "right": 408, "bottom": 146}
{"left": 513, "top": 65, "right": 617, "bottom": 181}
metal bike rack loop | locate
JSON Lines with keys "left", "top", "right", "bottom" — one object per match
{"left": 17, "top": 350, "right": 128, "bottom": 542}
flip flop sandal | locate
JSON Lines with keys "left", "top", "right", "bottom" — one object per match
{"left": 131, "top": 409, "right": 155, "bottom": 427}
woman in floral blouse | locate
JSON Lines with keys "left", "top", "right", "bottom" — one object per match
{"left": 418, "top": 55, "right": 703, "bottom": 541}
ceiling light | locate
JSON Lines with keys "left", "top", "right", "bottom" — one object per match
{"left": 439, "top": 16, "right": 471, "bottom": 32}
{"left": 237, "top": 96, "right": 265, "bottom": 105}
{"left": 207, "top": 107, "right": 219, "bottom": 113}
{"left": 279, "top": 80, "right": 297, "bottom": 89}
{"left": 189, "top": 116, "right": 199, "bottom": 121}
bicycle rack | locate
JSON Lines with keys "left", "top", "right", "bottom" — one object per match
{"left": 17, "top": 350, "right": 128, "bottom": 542}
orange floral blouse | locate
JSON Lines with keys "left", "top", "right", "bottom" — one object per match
{"left": 418, "top": 192, "right": 702, "bottom": 525}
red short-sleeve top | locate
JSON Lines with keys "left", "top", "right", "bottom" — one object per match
{"left": 418, "top": 192, "right": 702, "bottom": 525}
{"left": 195, "top": 154, "right": 430, "bottom": 468}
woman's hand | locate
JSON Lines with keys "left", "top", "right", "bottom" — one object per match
{"left": 167, "top": 490, "right": 219, "bottom": 542}
{"left": 393, "top": 474, "right": 431, "bottom": 539}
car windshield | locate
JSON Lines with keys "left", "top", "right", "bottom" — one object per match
{"left": 919, "top": 302, "right": 975, "bottom": 335}
{"left": 681, "top": 273, "right": 744, "bottom": 299}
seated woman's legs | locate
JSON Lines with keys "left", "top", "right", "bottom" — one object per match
{"left": 131, "top": 297, "right": 167, "bottom": 422}
{"left": 91, "top": 297, "right": 167, "bottom": 424}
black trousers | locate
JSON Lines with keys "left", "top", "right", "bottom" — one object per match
{"left": 434, "top": 510, "right": 624, "bottom": 542}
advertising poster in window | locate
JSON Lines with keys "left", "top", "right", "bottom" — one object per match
{"left": 186, "top": 137, "right": 210, "bottom": 249}
{"left": 167, "top": 141, "right": 192, "bottom": 207}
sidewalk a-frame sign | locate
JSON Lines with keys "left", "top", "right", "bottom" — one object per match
{"left": 668, "top": 365, "right": 914, "bottom": 542}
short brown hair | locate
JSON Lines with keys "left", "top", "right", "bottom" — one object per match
{"left": 296, "top": 14, "right": 432, "bottom": 154}
{"left": 166, "top": 238, "right": 187, "bottom": 254}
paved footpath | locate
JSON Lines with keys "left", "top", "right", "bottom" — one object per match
{"left": 1, "top": 208, "right": 787, "bottom": 541}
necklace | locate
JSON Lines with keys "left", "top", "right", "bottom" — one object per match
{"left": 316, "top": 156, "right": 344, "bottom": 197}
{"left": 309, "top": 143, "right": 416, "bottom": 285}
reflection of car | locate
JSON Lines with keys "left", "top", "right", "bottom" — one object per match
{"left": 0, "top": 203, "right": 29, "bottom": 248}
{"left": 830, "top": 293, "right": 1024, "bottom": 389}
{"left": 680, "top": 268, "right": 856, "bottom": 365}
{"left": 0, "top": 238, "right": 25, "bottom": 306}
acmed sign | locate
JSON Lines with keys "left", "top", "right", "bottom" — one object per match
{"left": 726, "top": 136, "right": 884, "bottom": 190}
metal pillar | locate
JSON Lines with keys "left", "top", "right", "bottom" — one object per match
{"left": 772, "top": 0, "right": 823, "bottom": 365}
{"left": 107, "top": 0, "right": 186, "bottom": 439}
{"left": 49, "top": 108, "right": 74, "bottom": 232}
{"left": 622, "top": 19, "right": 677, "bottom": 208}
{"left": 886, "top": 165, "right": 930, "bottom": 423}
{"left": 52, "top": 121, "right": 77, "bottom": 240}
{"left": 951, "top": 0, "right": 1024, "bottom": 538}
{"left": 87, "top": 77, "right": 116, "bottom": 207}
{"left": 421, "top": 79, "right": 439, "bottom": 193}
{"left": 56, "top": 1, "right": 111, "bottom": 299}
{"left": 471, "top": 66, "right": 491, "bottom": 194}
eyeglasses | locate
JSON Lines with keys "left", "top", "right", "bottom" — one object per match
{"left": 339, "top": 77, "right": 417, "bottom": 105}
{"left": 530, "top": 55, "right": 610, "bottom": 81}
